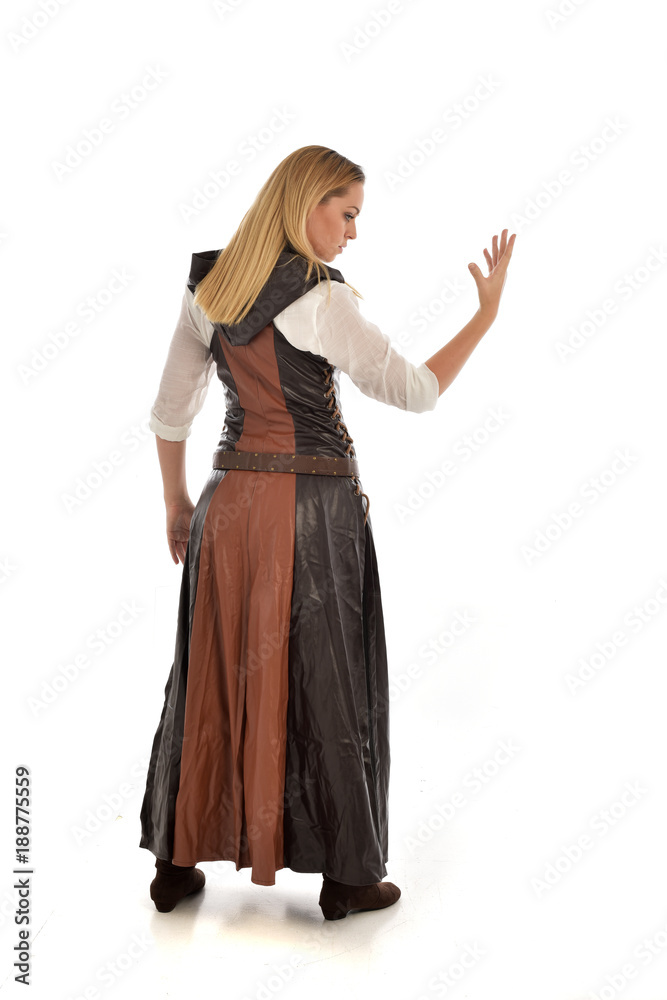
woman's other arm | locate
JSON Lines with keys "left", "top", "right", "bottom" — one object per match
{"left": 155, "top": 436, "right": 194, "bottom": 565}
{"left": 149, "top": 285, "right": 216, "bottom": 565}
{"left": 156, "top": 436, "right": 190, "bottom": 506}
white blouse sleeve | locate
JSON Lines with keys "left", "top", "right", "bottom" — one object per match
{"left": 273, "top": 281, "right": 440, "bottom": 412}
{"left": 149, "top": 285, "right": 217, "bottom": 441}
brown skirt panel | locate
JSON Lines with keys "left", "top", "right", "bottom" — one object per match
{"left": 170, "top": 469, "right": 296, "bottom": 885}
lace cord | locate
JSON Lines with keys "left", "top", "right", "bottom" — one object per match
{"left": 323, "top": 366, "right": 370, "bottom": 526}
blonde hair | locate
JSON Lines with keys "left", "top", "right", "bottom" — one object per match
{"left": 193, "top": 145, "right": 364, "bottom": 325}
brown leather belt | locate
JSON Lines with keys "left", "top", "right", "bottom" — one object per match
{"left": 212, "top": 449, "right": 360, "bottom": 478}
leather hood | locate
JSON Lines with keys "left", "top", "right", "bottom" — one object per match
{"left": 187, "top": 247, "right": 345, "bottom": 347}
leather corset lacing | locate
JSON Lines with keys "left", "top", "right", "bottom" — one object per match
{"left": 211, "top": 363, "right": 370, "bottom": 526}
{"left": 322, "top": 362, "right": 370, "bottom": 525}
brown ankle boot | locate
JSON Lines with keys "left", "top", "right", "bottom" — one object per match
{"left": 318, "top": 873, "right": 401, "bottom": 920}
{"left": 149, "top": 858, "right": 206, "bottom": 912}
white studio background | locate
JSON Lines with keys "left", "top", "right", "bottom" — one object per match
{"left": 2, "top": 1, "right": 666, "bottom": 998}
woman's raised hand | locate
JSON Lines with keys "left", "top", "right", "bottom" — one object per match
{"left": 468, "top": 229, "right": 516, "bottom": 320}
{"left": 165, "top": 501, "right": 195, "bottom": 565}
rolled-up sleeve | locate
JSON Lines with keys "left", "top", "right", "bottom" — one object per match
{"left": 149, "top": 285, "right": 217, "bottom": 441}
{"left": 275, "top": 281, "right": 439, "bottom": 412}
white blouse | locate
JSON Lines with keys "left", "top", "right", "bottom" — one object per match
{"left": 149, "top": 279, "right": 440, "bottom": 441}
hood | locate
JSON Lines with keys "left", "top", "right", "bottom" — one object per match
{"left": 187, "top": 247, "right": 345, "bottom": 346}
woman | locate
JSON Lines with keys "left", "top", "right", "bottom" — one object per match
{"left": 138, "top": 145, "right": 516, "bottom": 920}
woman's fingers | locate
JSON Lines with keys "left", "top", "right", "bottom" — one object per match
{"left": 499, "top": 230, "right": 515, "bottom": 261}
{"left": 483, "top": 231, "right": 516, "bottom": 274}
{"left": 167, "top": 536, "right": 186, "bottom": 564}
{"left": 498, "top": 232, "right": 516, "bottom": 269}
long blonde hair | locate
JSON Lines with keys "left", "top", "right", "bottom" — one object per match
{"left": 193, "top": 145, "right": 364, "bottom": 325}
